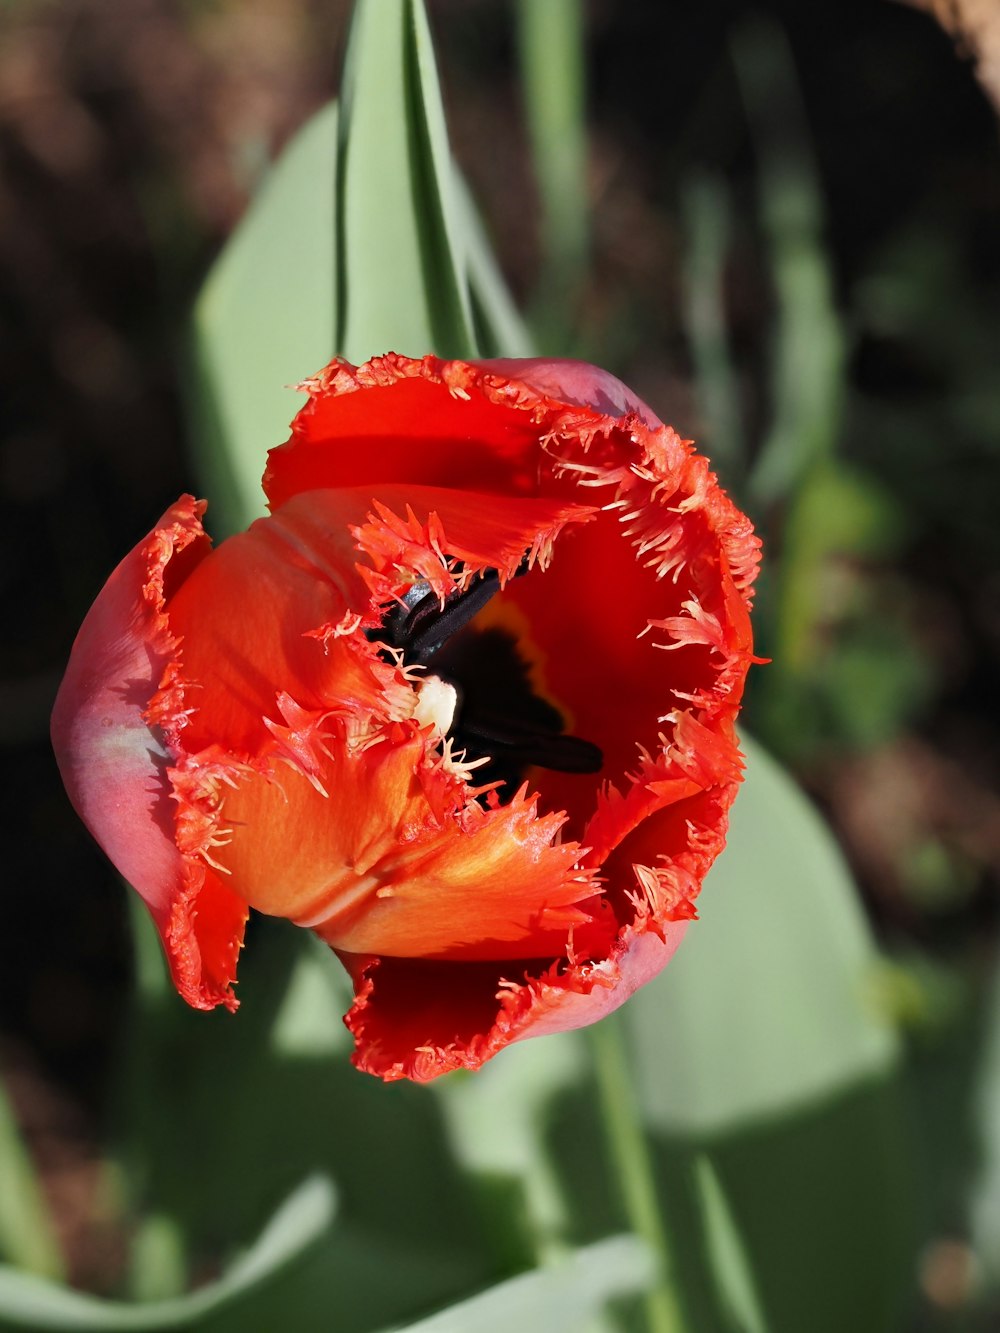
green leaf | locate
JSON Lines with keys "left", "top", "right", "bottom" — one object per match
{"left": 972, "top": 964, "right": 1000, "bottom": 1280}
{"left": 680, "top": 174, "right": 746, "bottom": 486}
{"left": 0, "top": 1081, "right": 63, "bottom": 1282}
{"left": 731, "top": 17, "right": 845, "bottom": 506}
{"left": 693, "top": 1155, "right": 769, "bottom": 1333}
{"left": 189, "top": 103, "right": 338, "bottom": 536}
{"left": 268, "top": 933, "right": 353, "bottom": 1059}
{"left": 703, "top": 1082, "right": 913, "bottom": 1333}
{"left": 0, "top": 1176, "right": 334, "bottom": 1330}
{"left": 335, "top": 0, "right": 475, "bottom": 363}
{"left": 614, "top": 736, "right": 913, "bottom": 1333}
{"left": 435, "top": 1033, "right": 587, "bottom": 1266}
{"left": 116, "top": 920, "right": 498, "bottom": 1328}
{"left": 388, "top": 1235, "right": 653, "bottom": 1333}
{"left": 628, "top": 732, "right": 898, "bottom": 1134}
{"left": 515, "top": 0, "right": 588, "bottom": 348}
{"left": 187, "top": 0, "right": 531, "bottom": 536}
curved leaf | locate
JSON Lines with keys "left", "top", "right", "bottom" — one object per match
{"left": 390, "top": 1235, "right": 652, "bottom": 1333}
{"left": 189, "top": 104, "right": 338, "bottom": 535}
{"left": 0, "top": 1176, "right": 334, "bottom": 1330}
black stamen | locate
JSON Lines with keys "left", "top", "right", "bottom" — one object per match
{"left": 405, "top": 571, "right": 504, "bottom": 664}
{"left": 368, "top": 564, "right": 604, "bottom": 793}
{"left": 372, "top": 566, "right": 511, "bottom": 662}
{"left": 456, "top": 714, "right": 604, "bottom": 775}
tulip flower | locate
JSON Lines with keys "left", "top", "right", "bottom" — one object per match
{"left": 52, "top": 353, "right": 760, "bottom": 1081}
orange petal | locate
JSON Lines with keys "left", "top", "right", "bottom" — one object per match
{"left": 207, "top": 722, "right": 612, "bottom": 961}
{"left": 163, "top": 491, "right": 377, "bottom": 758}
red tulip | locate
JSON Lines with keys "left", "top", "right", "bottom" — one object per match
{"left": 52, "top": 354, "right": 760, "bottom": 1081}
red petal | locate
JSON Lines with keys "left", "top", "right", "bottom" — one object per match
{"left": 340, "top": 760, "right": 733, "bottom": 1081}
{"left": 265, "top": 358, "right": 547, "bottom": 510}
{"left": 163, "top": 491, "right": 376, "bottom": 758}
{"left": 51, "top": 497, "right": 247, "bottom": 1010}
{"left": 269, "top": 354, "right": 761, "bottom": 1079}
{"left": 55, "top": 353, "right": 760, "bottom": 1074}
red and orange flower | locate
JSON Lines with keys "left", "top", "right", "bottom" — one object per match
{"left": 51, "top": 354, "right": 759, "bottom": 1081}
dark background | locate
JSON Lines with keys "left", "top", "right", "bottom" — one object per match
{"left": 1, "top": 0, "right": 998, "bottom": 1302}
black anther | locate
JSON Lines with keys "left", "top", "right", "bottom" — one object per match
{"left": 456, "top": 715, "right": 604, "bottom": 775}
{"left": 405, "top": 571, "right": 504, "bottom": 664}
{"left": 368, "top": 560, "right": 604, "bottom": 792}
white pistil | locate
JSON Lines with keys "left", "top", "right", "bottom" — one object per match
{"left": 412, "top": 674, "right": 459, "bottom": 738}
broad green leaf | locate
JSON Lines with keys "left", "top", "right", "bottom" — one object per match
{"left": 189, "top": 103, "right": 337, "bottom": 536}
{"left": 701, "top": 1083, "right": 914, "bottom": 1333}
{"left": 0, "top": 1080, "right": 63, "bottom": 1282}
{"left": 613, "top": 736, "right": 912, "bottom": 1332}
{"left": 628, "top": 733, "right": 898, "bottom": 1134}
{"left": 335, "top": 0, "right": 475, "bottom": 362}
{"left": 269, "top": 933, "right": 353, "bottom": 1059}
{"left": 0, "top": 1176, "right": 334, "bottom": 1330}
{"left": 116, "top": 917, "right": 497, "bottom": 1324}
{"left": 388, "top": 1235, "right": 653, "bottom": 1333}
{"left": 435, "top": 1034, "right": 587, "bottom": 1265}
{"left": 210, "top": 1223, "right": 482, "bottom": 1333}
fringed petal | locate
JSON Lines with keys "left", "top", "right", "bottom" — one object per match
{"left": 50, "top": 497, "right": 247, "bottom": 1009}
{"left": 55, "top": 352, "right": 760, "bottom": 1076}
{"left": 204, "top": 719, "right": 612, "bottom": 962}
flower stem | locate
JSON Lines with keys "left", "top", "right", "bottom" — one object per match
{"left": 588, "top": 1014, "right": 688, "bottom": 1333}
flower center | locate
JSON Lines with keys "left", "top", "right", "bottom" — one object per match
{"left": 371, "top": 567, "right": 604, "bottom": 793}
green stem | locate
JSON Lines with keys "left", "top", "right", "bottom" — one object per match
{"left": 589, "top": 1014, "right": 687, "bottom": 1333}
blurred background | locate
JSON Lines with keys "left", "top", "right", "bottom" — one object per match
{"left": 1, "top": 0, "right": 999, "bottom": 1328}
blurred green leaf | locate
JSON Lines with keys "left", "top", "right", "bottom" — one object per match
{"left": 611, "top": 735, "right": 912, "bottom": 1332}
{"left": 694, "top": 1080, "right": 912, "bottom": 1333}
{"left": 210, "top": 1223, "right": 478, "bottom": 1333}
{"left": 776, "top": 456, "right": 906, "bottom": 675}
{"left": 731, "top": 17, "right": 845, "bottom": 506}
{"left": 126, "top": 1214, "right": 186, "bottom": 1305}
{"left": 0, "top": 1080, "right": 63, "bottom": 1282}
{"left": 335, "top": 0, "right": 475, "bottom": 363}
{"left": 0, "top": 1176, "right": 334, "bottom": 1331}
{"left": 515, "top": 0, "right": 588, "bottom": 348}
{"left": 751, "top": 455, "right": 931, "bottom": 759}
{"left": 189, "top": 103, "right": 338, "bottom": 536}
{"left": 972, "top": 965, "right": 1000, "bottom": 1283}
{"left": 693, "top": 1156, "right": 769, "bottom": 1333}
{"left": 680, "top": 173, "right": 746, "bottom": 486}
{"left": 387, "top": 1235, "right": 653, "bottom": 1333}
{"left": 117, "top": 918, "right": 497, "bottom": 1330}
{"left": 268, "top": 933, "right": 352, "bottom": 1059}
{"left": 628, "top": 733, "right": 898, "bottom": 1133}
{"left": 784, "top": 456, "right": 905, "bottom": 569}
{"left": 436, "top": 1035, "right": 587, "bottom": 1267}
